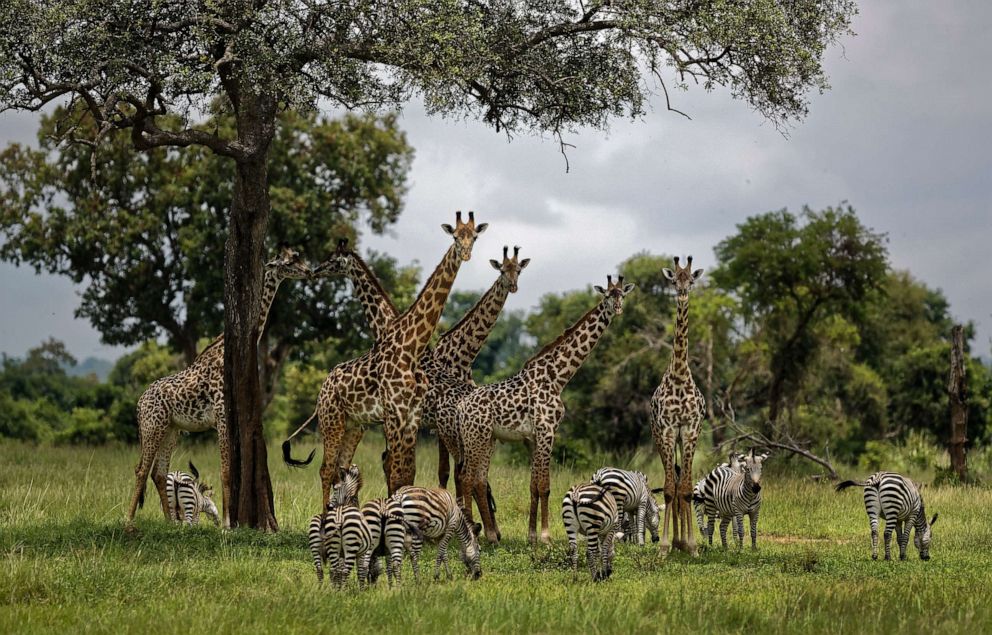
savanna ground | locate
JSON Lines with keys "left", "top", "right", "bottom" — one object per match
{"left": 2, "top": 436, "right": 992, "bottom": 634}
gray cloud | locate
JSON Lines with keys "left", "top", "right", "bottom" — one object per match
{"left": 1, "top": 2, "right": 989, "bottom": 360}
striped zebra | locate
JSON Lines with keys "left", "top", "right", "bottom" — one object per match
{"left": 693, "top": 449, "right": 768, "bottom": 550}
{"left": 165, "top": 462, "right": 219, "bottom": 526}
{"left": 360, "top": 496, "right": 411, "bottom": 585}
{"left": 836, "top": 472, "right": 938, "bottom": 561}
{"left": 561, "top": 482, "right": 619, "bottom": 581}
{"left": 308, "top": 503, "right": 374, "bottom": 587}
{"left": 692, "top": 452, "right": 745, "bottom": 545}
{"left": 618, "top": 491, "right": 663, "bottom": 544}
{"left": 330, "top": 464, "right": 363, "bottom": 508}
{"left": 391, "top": 486, "right": 482, "bottom": 581}
{"left": 590, "top": 467, "right": 662, "bottom": 545}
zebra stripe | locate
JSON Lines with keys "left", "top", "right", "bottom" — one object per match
{"left": 562, "top": 482, "right": 619, "bottom": 581}
{"left": 360, "top": 497, "right": 409, "bottom": 586}
{"left": 308, "top": 503, "right": 374, "bottom": 587}
{"left": 590, "top": 467, "right": 661, "bottom": 545}
{"left": 836, "top": 471, "right": 938, "bottom": 561}
{"left": 696, "top": 450, "right": 767, "bottom": 550}
{"left": 692, "top": 452, "right": 745, "bottom": 546}
{"left": 391, "top": 486, "right": 482, "bottom": 581}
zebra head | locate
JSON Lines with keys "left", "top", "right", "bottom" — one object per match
{"left": 646, "top": 493, "right": 662, "bottom": 543}
{"left": 197, "top": 482, "right": 220, "bottom": 527}
{"left": 331, "top": 464, "right": 363, "bottom": 507}
{"left": 915, "top": 511, "right": 938, "bottom": 561}
{"left": 459, "top": 516, "right": 483, "bottom": 580}
{"left": 742, "top": 449, "right": 770, "bottom": 492}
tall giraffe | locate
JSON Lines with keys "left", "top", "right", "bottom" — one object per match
{"left": 125, "top": 248, "right": 311, "bottom": 528}
{"left": 455, "top": 276, "right": 634, "bottom": 544}
{"left": 650, "top": 255, "right": 705, "bottom": 555}
{"left": 422, "top": 246, "right": 529, "bottom": 494}
{"left": 283, "top": 212, "right": 487, "bottom": 502}
{"left": 311, "top": 238, "right": 398, "bottom": 341}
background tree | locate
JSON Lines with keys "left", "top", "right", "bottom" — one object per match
{"left": 0, "top": 0, "right": 858, "bottom": 528}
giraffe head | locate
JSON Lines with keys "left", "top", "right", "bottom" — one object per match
{"left": 662, "top": 256, "right": 704, "bottom": 299}
{"left": 593, "top": 275, "right": 635, "bottom": 315}
{"left": 489, "top": 245, "right": 530, "bottom": 293}
{"left": 266, "top": 247, "right": 312, "bottom": 280}
{"left": 442, "top": 211, "right": 488, "bottom": 261}
{"left": 310, "top": 238, "right": 354, "bottom": 278}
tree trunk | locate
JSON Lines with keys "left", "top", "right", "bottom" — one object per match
{"left": 947, "top": 325, "right": 968, "bottom": 482}
{"left": 223, "top": 93, "right": 278, "bottom": 531}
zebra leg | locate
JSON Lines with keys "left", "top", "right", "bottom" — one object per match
{"left": 636, "top": 503, "right": 647, "bottom": 546}
{"left": 869, "top": 515, "right": 879, "bottom": 560}
{"left": 883, "top": 522, "right": 893, "bottom": 561}
{"left": 357, "top": 551, "right": 370, "bottom": 590}
{"left": 602, "top": 530, "right": 616, "bottom": 580}
{"left": 587, "top": 533, "right": 601, "bottom": 581}
{"left": 735, "top": 515, "right": 745, "bottom": 550}
{"left": 706, "top": 514, "right": 716, "bottom": 546}
{"left": 410, "top": 535, "right": 423, "bottom": 583}
{"left": 435, "top": 530, "right": 452, "bottom": 581}
{"left": 897, "top": 521, "right": 909, "bottom": 561}
{"left": 749, "top": 508, "right": 760, "bottom": 550}
{"left": 719, "top": 517, "right": 730, "bottom": 549}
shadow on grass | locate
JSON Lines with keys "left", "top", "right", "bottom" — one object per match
{"left": 2, "top": 518, "right": 307, "bottom": 561}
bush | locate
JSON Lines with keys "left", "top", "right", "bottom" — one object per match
{"left": 857, "top": 430, "right": 946, "bottom": 474}
{"left": 54, "top": 407, "right": 115, "bottom": 445}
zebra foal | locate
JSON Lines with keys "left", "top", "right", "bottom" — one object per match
{"left": 308, "top": 503, "right": 374, "bottom": 587}
{"left": 836, "top": 471, "right": 937, "bottom": 561}
{"left": 562, "top": 482, "right": 619, "bottom": 581}
{"left": 693, "top": 449, "right": 767, "bottom": 550}
{"left": 165, "top": 461, "right": 219, "bottom": 526}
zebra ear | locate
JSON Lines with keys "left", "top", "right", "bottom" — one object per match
{"left": 188, "top": 461, "right": 200, "bottom": 480}
{"left": 472, "top": 523, "right": 482, "bottom": 537}
{"left": 930, "top": 513, "right": 938, "bottom": 527}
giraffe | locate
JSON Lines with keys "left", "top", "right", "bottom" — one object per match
{"left": 283, "top": 212, "right": 487, "bottom": 504}
{"left": 125, "top": 248, "right": 311, "bottom": 528}
{"left": 650, "top": 255, "right": 705, "bottom": 555}
{"left": 311, "top": 238, "right": 398, "bottom": 341}
{"left": 455, "top": 275, "right": 634, "bottom": 544}
{"left": 421, "top": 245, "right": 529, "bottom": 496}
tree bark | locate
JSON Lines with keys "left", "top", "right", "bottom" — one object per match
{"left": 948, "top": 325, "right": 968, "bottom": 482}
{"left": 223, "top": 92, "right": 279, "bottom": 531}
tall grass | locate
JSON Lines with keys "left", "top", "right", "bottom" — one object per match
{"left": 2, "top": 437, "right": 991, "bottom": 634}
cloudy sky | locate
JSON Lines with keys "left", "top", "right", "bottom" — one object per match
{"left": 1, "top": 2, "right": 989, "bottom": 362}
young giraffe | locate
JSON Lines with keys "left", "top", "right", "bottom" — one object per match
{"left": 125, "top": 248, "right": 311, "bottom": 528}
{"left": 422, "top": 245, "right": 529, "bottom": 492}
{"left": 650, "top": 255, "right": 705, "bottom": 555}
{"left": 283, "top": 212, "right": 487, "bottom": 503}
{"left": 455, "top": 276, "right": 635, "bottom": 544}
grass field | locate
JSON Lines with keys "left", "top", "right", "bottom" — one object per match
{"left": 3, "top": 436, "right": 992, "bottom": 634}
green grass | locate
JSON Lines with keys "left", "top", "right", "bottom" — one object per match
{"left": 2, "top": 437, "right": 992, "bottom": 634}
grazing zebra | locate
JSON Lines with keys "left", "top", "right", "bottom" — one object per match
{"left": 165, "top": 462, "right": 219, "bottom": 526}
{"left": 693, "top": 449, "right": 768, "bottom": 550}
{"left": 308, "top": 503, "right": 374, "bottom": 587}
{"left": 836, "top": 472, "right": 938, "bottom": 561}
{"left": 561, "top": 482, "right": 619, "bottom": 581}
{"left": 391, "top": 486, "right": 482, "bottom": 581}
{"left": 360, "top": 497, "right": 411, "bottom": 585}
{"left": 590, "top": 467, "right": 662, "bottom": 545}
{"left": 619, "top": 491, "right": 663, "bottom": 544}
{"left": 692, "top": 452, "right": 745, "bottom": 545}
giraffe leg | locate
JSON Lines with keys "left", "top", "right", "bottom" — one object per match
{"left": 334, "top": 427, "right": 365, "bottom": 471}
{"left": 126, "top": 403, "right": 168, "bottom": 527}
{"left": 469, "top": 439, "right": 499, "bottom": 543}
{"left": 677, "top": 425, "right": 700, "bottom": 555}
{"left": 151, "top": 427, "right": 179, "bottom": 520}
{"left": 213, "top": 401, "right": 233, "bottom": 529}
{"left": 438, "top": 440, "right": 451, "bottom": 489}
{"left": 385, "top": 405, "right": 418, "bottom": 494}
{"left": 317, "top": 401, "right": 347, "bottom": 510}
{"left": 652, "top": 426, "right": 677, "bottom": 555}
{"left": 534, "top": 431, "right": 555, "bottom": 544}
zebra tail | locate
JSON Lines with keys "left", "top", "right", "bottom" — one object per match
{"left": 835, "top": 480, "right": 865, "bottom": 492}
{"left": 188, "top": 461, "right": 200, "bottom": 480}
{"left": 577, "top": 488, "right": 609, "bottom": 506}
{"left": 389, "top": 513, "right": 423, "bottom": 542}
{"left": 138, "top": 481, "right": 146, "bottom": 509}
{"left": 282, "top": 410, "right": 319, "bottom": 467}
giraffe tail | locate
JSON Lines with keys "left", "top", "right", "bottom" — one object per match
{"left": 835, "top": 480, "right": 865, "bottom": 492}
{"left": 282, "top": 410, "right": 318, "bottom": 467}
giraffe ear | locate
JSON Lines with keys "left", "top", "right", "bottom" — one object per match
{"left": 692, "top": 268, "right": 704, "bottom": 280}
{"left": 442, "top": 223, "right": 455, "bottom": 235}
{"left": 475, "top": 222, "right": 489, "bottom": 234}
{"left": 662, "top": 268, "right": 675, "bottom": 281}
{"left": 519, "top": 258, "right": 530, "bottom": 269}
{"left": 622, "top": 283, "right": 635, "bottom": 294}
{"left": 490, "top": 259, "right": 501, "bottom": 271}
{"left": 593, "top": 285, "right": 606, "bottom": 295}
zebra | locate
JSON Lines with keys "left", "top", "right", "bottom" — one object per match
{"left": 391, "top": 486, "right": 482, "bottom": 581}
{"left": 308, "top": 503, "right": 374, "bottom": 587}
{"left": 561, "top": 482, "right": 619, "bottom": 581}
{"left": 693, "top": 449, "right": 768, "bottom": 550}
{"left": 165, "top": 462, "right": 219, "bottom": 526}
{"left": 836, "top": 472, "right": 938, "bottom": 561}
{"left": 590, "top": 467, "right": 662, "bottom": 545}
{"left": 360, "top": 496, "right": 413, "bottom": 586}
{"left": 692, "top": 452, "right": 745, "bottom": 545}
{"left": 330, "top": 464, "right": 363, "bottom": 508}
{"left": 619, "top": 490, "right": 663, "bottom": 544}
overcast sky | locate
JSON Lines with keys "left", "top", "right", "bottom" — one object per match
{"left": 1, "top": 2, "right": 989, "bottom": 362}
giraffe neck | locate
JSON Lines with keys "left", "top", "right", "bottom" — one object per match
{"left": 391, "top": 244, "right": 463, "bottom": 360}
{"left": 668, "top": 293, "right": 691, "bottom": 377}
{"left": 430, "top": 275, "right": 511, "bottom": 378}
{"left": 526, "top": 301, "right": 613, "bottom": 393}
{"left": 347, "top": 253, "right": 399, "bottom": 341}
{"left": 255, "top": 268, "right": 284, "bottom": 344}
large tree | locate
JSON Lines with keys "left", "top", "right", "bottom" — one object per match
{"left": 0, "top": 0, "right": 857, "bottom": 529}
{"left": 0, "top": 105, "right": 415, "bottom": 399}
